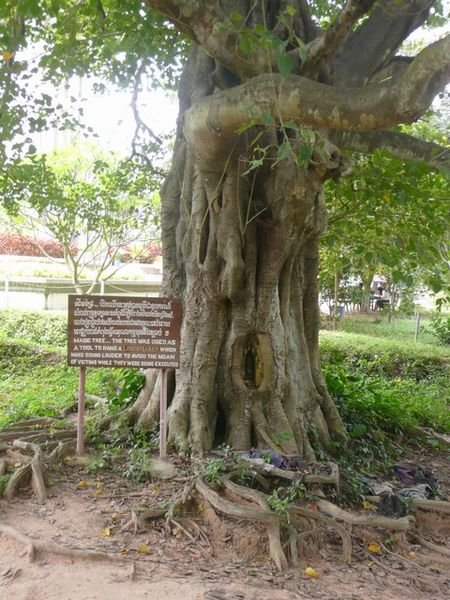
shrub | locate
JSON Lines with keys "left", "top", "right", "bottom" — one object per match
{"left": 426, "top": 312, "right": 450, "bottom": 345}
{"left": 121, "top": 242, "right": 162, "bottom": 264}
{"left": 0, "top": 233, "right": 77, "bottom": 258}
{"left": 0, "top": 309, "right": 67, "bottom": 348}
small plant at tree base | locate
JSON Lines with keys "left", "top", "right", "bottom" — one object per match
{"left": 202, "top": 458, "right": 227, "bottom": 487}
{"left": 0, "top": 474, "right": 11, "bottom": 497}
{"left": 85, "top": 444, "right": 122, "bottom": 474}
{"left": 108, "top": 368, "right": 146, "bottom": 413}
{"left": 121, "top": 426, "right": 159, "bottom": 484}
{"left": 267, "top": 480, "right": 307, "bottom": 523}
{"left": 231, "top": 458, "right": 256, "bottom": 486}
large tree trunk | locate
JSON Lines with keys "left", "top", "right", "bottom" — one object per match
{"left": 129, "top": 45, "right": 346, "bottom": 457}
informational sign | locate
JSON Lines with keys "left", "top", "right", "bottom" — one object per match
{"left": 67, "top": 295, "right": 182, "bottom": 369}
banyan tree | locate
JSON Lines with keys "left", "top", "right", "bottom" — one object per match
{"left": 127, "top": 1, "right": 450, "bottom": 455}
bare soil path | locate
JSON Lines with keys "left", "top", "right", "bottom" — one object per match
{"left": 1, "top": 450, "right": 449, "bottom": 600}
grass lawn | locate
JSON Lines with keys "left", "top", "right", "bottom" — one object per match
{"left": 0, "top": 340, "right": 122, "bottom": 429}
{"left": 0, "top": 309, "right": 448, "bottom": 437}
{"left": 329, "top": 312, "right": 439, "bottom": 345}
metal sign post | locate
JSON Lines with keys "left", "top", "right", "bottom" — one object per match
{"left": 159, "top": 369, "right": 168, "bottom": 458}
{"left": 76, "top": 366, "right": 86, "bottom": 456}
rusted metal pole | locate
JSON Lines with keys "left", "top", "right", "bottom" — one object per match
{"left": 159, "top": 369, "right": 168, "bottom": 458}
{"left": 76, "top": 366, "right": 86, "bottom": 456}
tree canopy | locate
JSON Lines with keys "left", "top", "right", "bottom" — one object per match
{"left": 0, "top": 141, "right": 161, "bottom": 292}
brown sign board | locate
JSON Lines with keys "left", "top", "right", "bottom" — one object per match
{"left": 67, "top": 295, "right": 182, "bottom": 369}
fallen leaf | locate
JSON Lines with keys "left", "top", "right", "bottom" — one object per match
{"left": 409, "top": 551, "right": 417, "bottom": 558}
{"left": 95, "top": 482, "right": 104, "bottom": 496}
{"left": 304, "top": 567, "right": 319, "bottom": 578}
{"left": 363, "top": 500, "right": 374, "bottom": 510}
{"left": 368, "top": 542, "right": 381, "bottom": 554}
{"left": 137, "top": 544, "right": 152, "bottom": 554}
{"left": 101, "top": 527, "right": 112, "bottom": 537}
{"left": 77, "top": 480, "right": 89, "bottom": 489}
{"left": 111, "top": 512, "right": 121, "bottom": 521}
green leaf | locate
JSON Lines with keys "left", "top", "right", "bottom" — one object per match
{"left": 238, "top": 32, "right": 254, "bottom": 54}
{"left": 351, "top": 423, "right": 368, "bottom": 438}
{"left": 276, "top": 141, "right": 291, "bottom": 162}
{"left": 260, "top": 113, "right": 275, "bottom": 126}
{"left": 282, "top": 121, "right": 299, "bottom": 132}
{"left": 235, "top": 118, "right": 259, "bottom": 134}
{"left": 229, "top": 11, "right": 244, "bottom": 25}
{"left": 296, "top": 144, "right": 313, "bottom": 167}
{"left": 277, "top": 53, "right": 294, "bottom": 77}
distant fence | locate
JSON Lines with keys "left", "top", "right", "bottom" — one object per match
{"left": 0, "top": 275, "right": 162, "bottom": 311}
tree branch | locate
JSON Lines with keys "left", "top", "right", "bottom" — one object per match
{"left": 183, "top": 36, "right": 450, "bottom": 169}
{"left": 146, "top": 0, "right": 278, "bottom": 80}
{"left": 330, "top": 129, "right": 450, "bottom": 168}
{"left": 301, "top": 0, "right": 376, "bottom": 79}
{"left": 331, "top": 0, "right": 436, "bottom": 85}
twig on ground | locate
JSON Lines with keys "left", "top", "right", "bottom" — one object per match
{"left": 169, "top": 517, "right": 211, "bottom": 558}
{"left": 0, "top": 522, "right": 127, "bottom": 563}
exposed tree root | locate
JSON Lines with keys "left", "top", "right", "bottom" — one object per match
{"left": 289, "top": 504, "right": 352, "bottom": 563}
{"left": 3, "top": 441, "right": 47, "bottom": 502}
{"left": 0, "top": 523, "right": 127, "bottom": 563}
{"left": 365, "top": 495, "right": 450, "bottom": 515}
{"left": 409, "top": 532, "right": 450, "bottom": 558}
{"left": 417, "top": 427, "right": 450, "bottom": 446}
{"left": 195, "top": 479, "right": 288, "bottom": 571}
{"left": 0, "top": 418, "right": 77, "bottom": 502}
{"left": 317, "top": 499, "right": 414, "bottom": 530}
{"left": 223, "top": 479, "right": 288, "bottom": 571}
{"left": 121, "top": 508, "right": 166, "bottom": 533}
{"left": 169, "top": 517, "right": 212, "bottom": 559}
{"left": 246, "top": 459, "right": 340, "bottom": 491}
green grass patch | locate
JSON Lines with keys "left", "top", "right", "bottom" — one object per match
{"left": 320, "top": 330, "right": 449, "bottom": 379}
{"left": 332, "top": 313, "right": 439, "bottom": 345}
{"left": 0, "top": 339, "right": 121, "bottom": 428}
{"left": 0, "top": 308, "right": 67, "bottom": 349}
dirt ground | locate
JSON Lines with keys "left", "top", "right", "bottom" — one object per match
{"left": 1, "top": 450, "right": 449, "bottom": 600}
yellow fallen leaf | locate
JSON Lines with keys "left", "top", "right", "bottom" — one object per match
{"left": 137, "top": 544, "right": 151, "bottom": 554}
{"left": 111, "top": 512, "right": 121, "bottom": 521}
{"left": 409, "top": 551, "right": 417, "bottom": 558}
{"left": 101, "top": 527, "right": 112, "bottom": 537}
{"left": 95, "top": 482, "right": 104, "bottom": 496}
{"left": 304, "top": 567, "right": 319, "bottom": 578}
{"left": 77, "top": 480, "right": 89, "bottom": 489}
{"left": 363, "top": 500, "right": 374, "bottom": 510}
{"left": 368, "top": 542, "right": 381, "bottom": 554}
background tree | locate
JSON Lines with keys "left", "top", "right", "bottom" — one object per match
{"left": 321, "top": 144, "right": 450, "bottom": 314}
{"left": 0, "top": 1, "right": 449, "bottom": 457}
{"left": 0, "top": 142, "right": 161, "bottom": 293}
